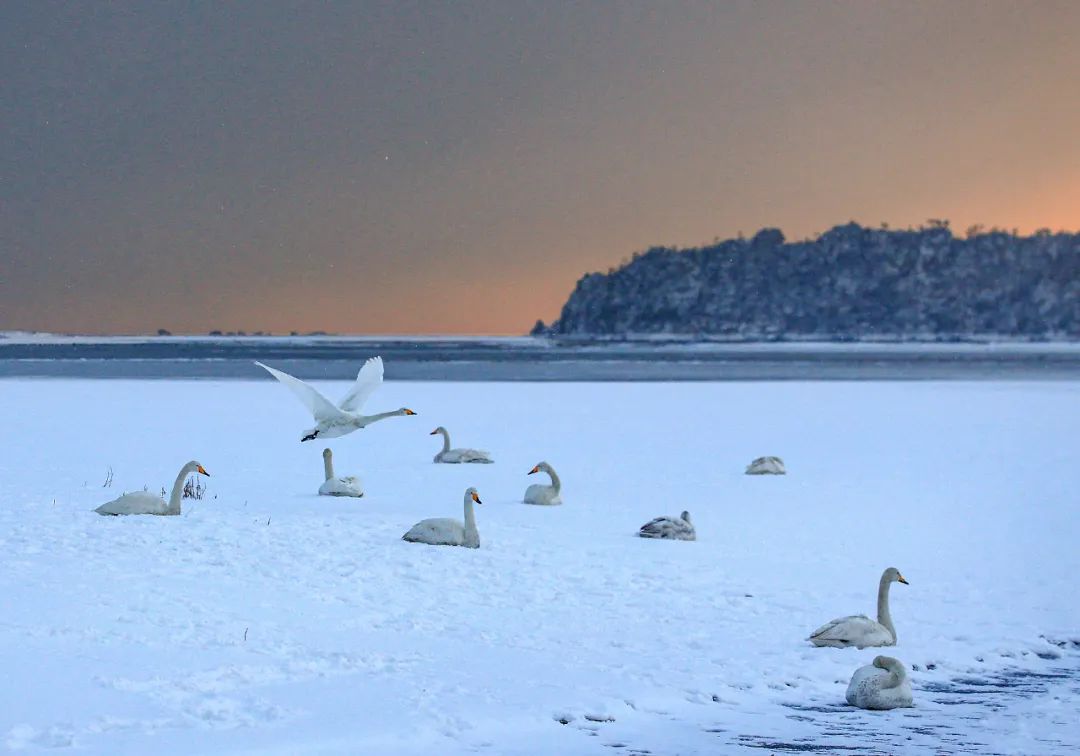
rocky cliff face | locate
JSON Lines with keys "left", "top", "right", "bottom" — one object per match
{"left": 538, "top": 224, "right": 1080, "bottom": 340}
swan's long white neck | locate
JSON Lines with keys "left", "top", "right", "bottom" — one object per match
{"left": 876, "top": 574, "right": 896, "bottom": 641}
{"left": 323, "top": 450, "right": 334, "bottom": 481}
{"left": 436, "top": 428, "right": 451, "bottom": 454}
{"left": 167, "top": 462, "right": 197, "bottom": 516}
{"left": 543, "top": 464, "right": 561, "bottom": 493}
{"left": 364, "top": 409, "right": 407, "bottom": 425}
{"left": 463, "top": 493, "right": 478, "bottom": 547}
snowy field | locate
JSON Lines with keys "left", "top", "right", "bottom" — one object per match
{"left": 1, "top": 378, "right": 1078, "bottom": 754}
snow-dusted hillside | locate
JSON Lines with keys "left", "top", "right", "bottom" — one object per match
{"left": 541, "top": 224, "right": 1080, "bottom": 340}
{"left": 1, "top": 378, "right": 1078, "bottom": 754}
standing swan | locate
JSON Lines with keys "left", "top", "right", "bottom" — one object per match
{"left": 808, "top": 567, "right": 909, "bottom": 649}
{"left": 95, "top": 461, "right": 209, "bottom": 516}
{"left": 430, "top": 427, "right": 493, "bottom": 464}
{"left": 638, "top": 511, "right": 696, "bottom": 540}
{"left": 745, "top": 456, "right": 786, "bottom": 475}
{"left": 255, "top": 357, "right": 416, "bottom": 442}
{"left": 402, "top": 487, "right": 482, "bottom": 548}
{"left": 846, "top": 656, "right": 914, "bottom": 710}
{"left": 524, "top": 461, "right": 562, "bottom": 505}
{"left": 318, "top": 448, "right": 364, "bottom": 497}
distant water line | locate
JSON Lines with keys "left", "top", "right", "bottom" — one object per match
{"left": 1, "top": 337, "right": 1079, "bottom": 380}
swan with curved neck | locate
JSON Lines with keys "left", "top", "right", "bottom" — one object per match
{"left": 845, "top": 655, "right": 914, "bottom": 709}
{"left": 809, "top": 567, "right": 909, "bottom": 648}
{"left": 430, "top": 427, "right": 493, "bottom": 464}
{"left": 524, "top": 461, "right": 562, "bottom": 505}
{"left": 745, "top": 455, "right": 786, "bottom": 475}
{"left": 255, "top": 357, "right": 416, "bottom": 442}
{"left": 638, "top": 510, "right": 695, "bottom": 540}
{"left": 402, "top": 487, "right": 482, "bottom": 548}
{"left": 95, "top": 461, "right": 209, "bottom": 516}
{"left": 318, "top": 448, "right": 364, "bottom": 497}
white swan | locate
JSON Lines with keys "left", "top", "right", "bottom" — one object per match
{"left": 745, "top": 456, "right": 786, "bottom": 475}
{"left": 638, "top": 510, "right": 696, "bottom": 540}
{"left": 524, "top": 461, "right": 562, "bottom": 505}
{"left": 430, "top": 426, "right": 493, "bottom": 464}
{"left": 95, "top": 461, "right": 209, "bottom": 516}
{"left": 318, "top": 448, "right": 364, "bottom": 497}
{"left": 846, "top": 656, "right": 914, "bottom": 710}
{"left": 809, "top": 567, "right": 909, "bottom": 649}
{"left": 255, "top": 357, "right": 416, "bottom": 442}
{"left": 402, "top": 487, "right": 481, "bottom": 548}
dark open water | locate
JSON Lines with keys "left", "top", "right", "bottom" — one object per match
{"left": 1, "top": 336, "right": 1079, "bottom": 381}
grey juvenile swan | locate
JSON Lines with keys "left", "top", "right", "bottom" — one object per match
{"left": 638, "top": 511, "right": 696, "bottom": 541}
{"left": 809, "top": 567, "right": 909, "bottom": 649}
{"left": 745, "top": 456, "right": 786, "bottom": 475}
{"left": 95, "top": 461, "right": 209, "bottom": 516}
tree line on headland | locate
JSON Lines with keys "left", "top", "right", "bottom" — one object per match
{"left": 533, "top": 222, "right": 1079, "bottom": 341}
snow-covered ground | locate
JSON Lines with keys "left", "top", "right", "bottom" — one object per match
{"left": 1, "top": 378, "right": 1077, "bottom": 754}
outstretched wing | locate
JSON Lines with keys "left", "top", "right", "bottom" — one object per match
{"left": 338, "top": 356, "right": 384, "bottom": 412}
{"left": 255, "top": 361, "right": 348, "bottom": 423}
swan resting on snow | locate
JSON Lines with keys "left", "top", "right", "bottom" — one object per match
{"left": 846, "top": 655, "right": 914, "bottom": 710}
{"left": 431, "top": 426, "right": 493, "bottom": 464}
{"left": 524, "top": 461, "right": 562, "bottom": 505}
{"left": 809, "top": 567, "right": 909, "bottom": 649}
{"left": 318, "top": 448, "right": 363, "bottom": 497}
{"left": 745, "top": 456, "right": 786, "bottom": 475}
{"left": 255, "top": 357, "right": 416, "bottom": 442}
{"left": 402, "top": 487, "right": 481, "bottom": 548}
{"left": 95, "top": 461, "right": 209, "bottom": 516}
{"left": 638, "top": 511, "right": 696, "bottom": 540}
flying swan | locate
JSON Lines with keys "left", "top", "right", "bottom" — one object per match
{"left": 95, "top": 461, "right": 209, "bottom": 516}
{"left": 524, "top": 461, "right": 562, "bottom": 505}
{"left": 402, "top": 487, "right": 481, "bottom": 548}
{"left": 430, "top": 426, "right": 493, "bottom": 464}
{"left": 808, "top": 567, "right": 909, "bottom": 649}
{"left": 318, "top": 448, "right": 364, "bottom": 497}
{"left": 845, "top": 655, "right": 914, "bottom": 710}
{"left": 745, "top": 456, "right": 786, "bottom": 475}
{"left": 255, "top": 357, "right": 416, "bottom": 442}
{"left": 638, "top": 511, "right": 696, "bottom": 540}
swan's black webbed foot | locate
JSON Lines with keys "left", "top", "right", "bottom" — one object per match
{"left": 301, "top": 430, "right": 319, "bottom": 442}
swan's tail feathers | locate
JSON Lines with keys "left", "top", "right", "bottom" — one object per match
{"left": 639, "top": 515, "right": 671, "bottom": 535}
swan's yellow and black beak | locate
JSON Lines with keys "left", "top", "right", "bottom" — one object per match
{"left": 471, "top": 491, "right": 482, "bottom": 504}
{"left": 897, "top": 574, "right": 909, "bottom": 585}
{"left": 404, "top": 409, "right": 417, "bottom": 415}
{"left": 528, "top": 466, "right": 539, "bottom": 475}
{"left": 196, "top": 464, "right": 210, "bottom": 476}
{"left": 429, "top": 429, "right": 438, "bottom": 435}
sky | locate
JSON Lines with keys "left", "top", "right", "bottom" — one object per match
{"left": 2, "top": 2, "right": 1078, "bottom": 335}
